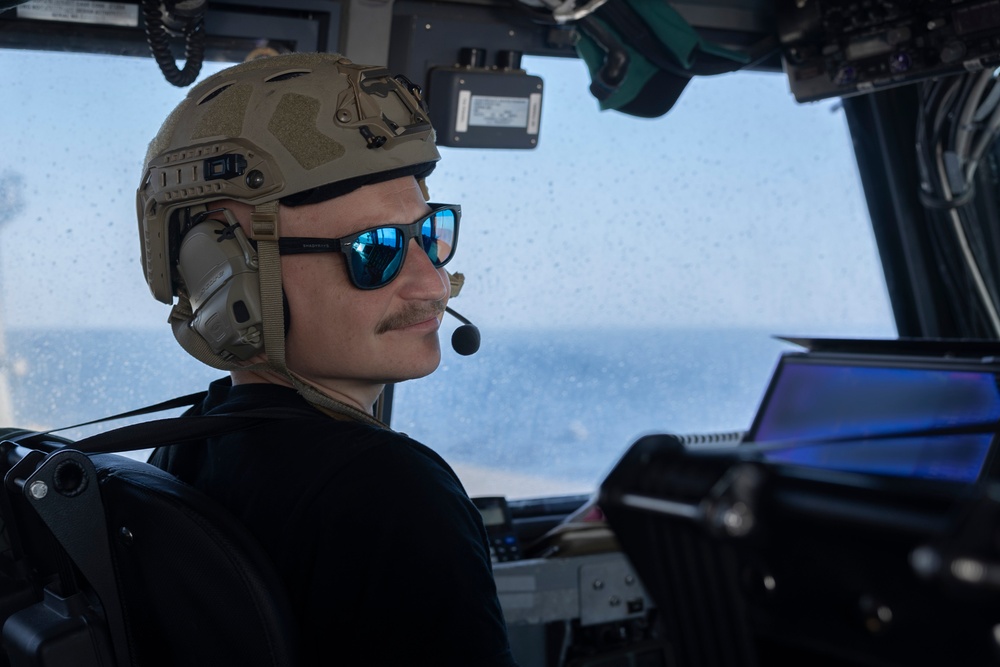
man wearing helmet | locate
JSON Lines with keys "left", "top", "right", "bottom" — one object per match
{"left": 137, "top": 52, "right": 516, "bottom": 665}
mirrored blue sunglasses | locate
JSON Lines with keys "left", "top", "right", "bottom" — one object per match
{"left": 277, "top": 203, "right": 460, "bottom": 290}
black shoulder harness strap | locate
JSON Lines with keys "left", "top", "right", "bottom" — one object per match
{"left": 3, "top": 390, "right": 324, "bottom": 455}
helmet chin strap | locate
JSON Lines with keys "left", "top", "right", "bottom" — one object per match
{"left": 251, "top": 203, "right": 388, "bottom": 429}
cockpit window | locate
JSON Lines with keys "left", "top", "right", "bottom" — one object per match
{"left": 0, "top": 50, "right": 894, "bottom": 498}
{"left": 0, "top": 50, "right": 226, "bottom": 432}
{"left": 393, "top": 56, "right": 895, "bottom": 497}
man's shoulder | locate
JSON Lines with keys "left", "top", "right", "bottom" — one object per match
{"left": 198, "top": 379, "right": 421, "bottom": 456}
{"left": 301, "top": 424, "right": 462, "bottom": 496}
{"left": 214, "top": 408, "right": 462, "bottom": 494}
{"left": 219, "top": 409, "right": 436, "bottom": 462}
{"left": 157, "top": 379, "right": 467, "bottom": 511}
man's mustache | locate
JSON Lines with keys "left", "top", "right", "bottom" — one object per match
{"left": 375, "top": 300, "right": 446, "bottom": 334}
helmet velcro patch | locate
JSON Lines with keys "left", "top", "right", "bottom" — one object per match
{"left": 268, "top": 93, "right": 346, "bottom": 170}
{"left": 192, "top": 83, "right": 252, "bottom": 140}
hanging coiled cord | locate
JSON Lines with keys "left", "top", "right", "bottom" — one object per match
{"left": 143, "top": 0, "right": 206, "bottom": 87}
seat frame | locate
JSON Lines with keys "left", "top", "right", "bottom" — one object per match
{"left": 0, "top": 444, "right": 298, "bottom": 666}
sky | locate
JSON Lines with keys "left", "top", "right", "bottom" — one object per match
{"left": 0, "top": 48, "right": 895, "bottom": 336}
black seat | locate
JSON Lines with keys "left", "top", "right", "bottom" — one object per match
{"left": 0, "top": 448, "right": 298, "bottom": 666}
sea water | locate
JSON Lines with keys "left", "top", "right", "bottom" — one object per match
{"left": 4, "top": 327, "right": 794, "bottom": 493}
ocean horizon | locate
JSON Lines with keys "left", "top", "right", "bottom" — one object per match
{"left": 2, "top": 326, "right": 795, "bottom": 493}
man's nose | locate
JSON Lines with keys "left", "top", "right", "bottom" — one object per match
{"left": 398, "top": 238, "right": 449, "bottom": 299}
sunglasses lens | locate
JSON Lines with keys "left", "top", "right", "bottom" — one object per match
{"left": 350, "top": 228, "right": 405, "bottom": 288}
{"left": 422, "top": 208, "right": 457, "bottom": 266}
{"left": 347, "top": 207, "right": 458, "bottom": 289}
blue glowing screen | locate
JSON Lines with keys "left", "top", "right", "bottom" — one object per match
{"left": 749, "top": 361, "right": 1000, "bottom": 483}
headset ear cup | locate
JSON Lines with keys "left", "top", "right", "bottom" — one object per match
{"left": 176, "top": 220, "right": 265, "bottom": 361}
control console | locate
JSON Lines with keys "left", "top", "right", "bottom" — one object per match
{"left": 780, "top": 0, "right": 1000, "bottom": 101}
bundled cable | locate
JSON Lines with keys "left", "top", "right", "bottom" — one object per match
{"left": 916, "top": 68, "right": 1000, "bottom": 337}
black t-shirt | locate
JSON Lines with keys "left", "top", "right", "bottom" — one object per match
{"left": 150, "top": 378, "right": 517, "bottom": 667}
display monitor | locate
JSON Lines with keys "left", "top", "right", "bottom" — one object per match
{"left": 745, "top": 354, "right": 1000, "bottom": 483}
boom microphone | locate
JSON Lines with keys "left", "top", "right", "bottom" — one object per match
{"left": 445, "top": 307, "right": 481, "bottom": 356}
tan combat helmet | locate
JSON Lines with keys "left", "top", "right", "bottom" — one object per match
{"left": 136, "top": 52, "right": 441, "bottom": 423}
